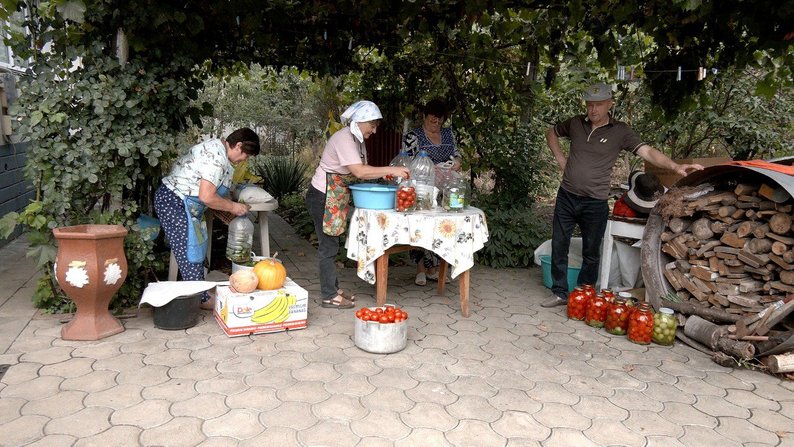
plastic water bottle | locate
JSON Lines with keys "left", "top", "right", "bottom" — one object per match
{"left": 226, "top": 215, "right": 254, "bottom": 264}
{"left": 410, "top": 150, "right": 436, "bottom": 210}
{"left": 388, "top": 150, "right": 412, "bottom": 184}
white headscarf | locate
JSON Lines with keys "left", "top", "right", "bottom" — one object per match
{"left": 340, "top": 100, "right": 382, "bottom": 143}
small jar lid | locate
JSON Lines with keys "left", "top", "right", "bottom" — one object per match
{"left": 618, "top": 292, "right": 633, "bottom": 298}
{"left": 659, "top": 307, "right": 674, "bottom": 314}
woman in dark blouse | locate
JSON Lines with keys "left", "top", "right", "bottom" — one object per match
{"left": 403, "top": 98, "right": 462, "bottom": 286}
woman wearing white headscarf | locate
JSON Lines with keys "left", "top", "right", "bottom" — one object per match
{"left": 306, "top": 100, "right": 410, "bottom": 309}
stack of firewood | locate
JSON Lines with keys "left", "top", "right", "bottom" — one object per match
{"left": 656, "top": 181, "right": 794, "bottom": 374}
{"left": 660, "top": 182, "right": 793, "bottom": 313}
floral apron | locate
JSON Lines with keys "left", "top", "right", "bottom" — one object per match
{"left": 322, "top": 173, "right": 357, "bottom": 236}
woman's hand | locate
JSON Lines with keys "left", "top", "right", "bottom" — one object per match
{"left": 231, "top": 202, "right": 250, "bottom": 216}
{"left": 390, "top": 166, "right": 410, "bottom": 179}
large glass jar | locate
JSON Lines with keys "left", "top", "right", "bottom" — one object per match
{"left": 442, "top": 176, "right": 468, "bottom": 212}
{"left": 602, "top": 289, "right": 615, "bottom": 302}
{"left": 226, "top": 216, "right": 254, "bottom": 264}
{"left": 582, "top": 284, "right": 596, "bottom": 303}
{"left": 653, "top": 307, "right": 677, "bottom": 346}
{"left": 627, "top": 302, "right": 654, "bottom": 345}
{"left": 585, "top": 293, "right": 608, "bottom": 328}
{"left": 396, "top": 180, "right": 417, "bottom": 212}
{"left": 566, "top": 287, "right": 588, "bottom": 321}
{"left": 604, "top": 297, "right": 630, "bottom": 336}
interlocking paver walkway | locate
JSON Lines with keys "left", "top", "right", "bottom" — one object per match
{"left": 2, "top": 214, "right": 794, "bottom": 446}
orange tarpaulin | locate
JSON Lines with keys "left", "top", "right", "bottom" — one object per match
{"left": 726, "top": 160, "right": 794, "bottom": 176}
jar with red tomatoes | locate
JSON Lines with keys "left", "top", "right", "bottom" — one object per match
{"left": 566, "top": 287, "right": 588, "bottom": 321}
{"left": 585, "top": 293, "right": 608, "bottom": 328}
{"left": 604, "top": 297, "right": 630, "bottom": 336}
{"left": 627, "top": 302, "right": 654, "bottom": 344}
{"left": 395, "top": 180, "right": 417, "bottom": 212}
{"left": 601, "top": 288, "right": 615, "bottom": 302}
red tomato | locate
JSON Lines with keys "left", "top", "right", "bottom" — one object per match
{"left": 379, "top": 314, "right": 389, "bottom": 324}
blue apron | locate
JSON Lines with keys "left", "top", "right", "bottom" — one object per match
{"left": 184, "top": 185, "right": 229, "bottom": 263}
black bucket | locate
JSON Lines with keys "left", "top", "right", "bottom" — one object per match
{"left": 152, "top": 293, "right": 202, "bottom": 330}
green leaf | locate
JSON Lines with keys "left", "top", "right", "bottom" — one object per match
{"left": 30, "top": 110, "right": 43, "bottom": 126}
{"left": 56, "top": 0, "right": 86, "bottom": 23}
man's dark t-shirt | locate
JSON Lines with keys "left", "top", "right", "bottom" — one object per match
{"left": 554, "top": 115, "right": 645, "bottom": 200}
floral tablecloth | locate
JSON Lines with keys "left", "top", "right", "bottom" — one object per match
{"left": 346, "top": 207, "right": 489, "bottom": 284}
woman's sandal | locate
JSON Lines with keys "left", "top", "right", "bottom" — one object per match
{"left": 337, "top": 289, "right": 356, "bottom": 302}
{"left": 321, "top": 294, "right": 355, "bottom": 309}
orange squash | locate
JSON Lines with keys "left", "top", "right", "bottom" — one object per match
{"left": 252, "top": 257, "right": 287, "bottom": 290}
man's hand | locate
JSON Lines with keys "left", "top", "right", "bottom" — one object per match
{"left": 674, "top": 163, "right": 704, "bottom": 177}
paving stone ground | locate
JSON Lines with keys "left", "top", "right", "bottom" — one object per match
{"left": 1, "top": 215, "right": 794, "bottom": 446}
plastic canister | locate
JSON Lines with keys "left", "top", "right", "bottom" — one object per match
{"left": 226, "top": 216, "right": 254, "bottom": 264}
{"left": 410, "top": 150, "right": 436, "bottom": 210}
{"left": 442, "top": 176, "right": 467, "bottom": 212}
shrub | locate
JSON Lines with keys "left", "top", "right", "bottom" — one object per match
{"left": 249, "top": 155, "right": 310, "bottom": 201}
{"left": 475, "top": 195, "right": 550, "bottom": 269}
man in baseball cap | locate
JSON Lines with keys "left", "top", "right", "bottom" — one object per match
{"left": 541, "top": 82, "right": 704, "bottom": 307}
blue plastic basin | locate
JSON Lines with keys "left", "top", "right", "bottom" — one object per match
{"left": 539, "top": 254, "right": 581, "bottom": 292}
{"left": 349, "top": 183, "right": 397, "bottom": 210}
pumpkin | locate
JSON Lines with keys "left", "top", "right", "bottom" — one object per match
{"left": 229, "top": 269, "right": 259, "bottom": 293}
{"left": 252, "top": 257, "right": 287, "bottom": 290}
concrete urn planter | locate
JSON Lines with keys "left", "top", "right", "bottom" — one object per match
{"left": 52, "top": 224, "right": 128, "bottom": 340}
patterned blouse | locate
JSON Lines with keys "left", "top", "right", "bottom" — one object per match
{"left": 162, "top": 139, "right": 234, "bottom": 199}
{"left": 403, "top": 127, "right": 459, "bottom": 164}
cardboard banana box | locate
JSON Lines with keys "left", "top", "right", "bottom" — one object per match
{"left": 214, "top": 278, "right": 308, "bottom": 337}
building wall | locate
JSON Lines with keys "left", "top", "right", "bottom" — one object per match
{"left": 0, "top": 71, "right": 31, "bottom": 249}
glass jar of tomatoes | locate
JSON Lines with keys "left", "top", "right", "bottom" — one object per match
{"left": 627, "top": 302, "right": 654, "bottom": 344}
{"left": 566, "top": 287, "right": 588, "bottom": 321}
{"left": 582, "top": 284, "right": 596, "bottom": 302}
{"left": 585, "top": 293, "right": 608, "bottom": 328}
{"left": 601, "top": 288, "right": 615, "bottom": 302}
{"left": 652, "top": 307, "right": 677, "bottom": 346}
{"left": 395, "top": 180, "right": 417, "bottom": 212}
{"left": 604, "top": 297, "right": 630, "bottom": 336}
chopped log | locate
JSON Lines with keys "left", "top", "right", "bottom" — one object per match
{"left": 736, "top": 201, "right": 760, "bottom": 209}
{"left": 693, "top": 277, "right": 717, "bottom": 293}
{"left": 662, "top": 241, "right": 687, "bottom": 259}
{"left": 769, "top": 212, "right": 792, "bottom": 235}
{"left": 780, "top": 271, "right": 794, "bottom": 286}
{"left": 690, "top": 265, "right": 717, "bottom": 281}
{"left": 784, "top": 251, "right": 794, "bottom": 264}
{"left": 769, "top": 253, "right": 794, "bottom": 271}
{"left": 739, "top": 279, "right": 765, "bottom": 293}
{"left": 758, "top": 183, "right": 791, "bottom": 203}
{"left": 667, "top": 217, "right": 691, "bottom": 234}
{"left": 777, "top": 204, "right": 793, "bottom": 213}
{"left": 664, "top": 268, "right": 684, "bottom": 291}
{"left": 737, "top": 250, "right": 769, "bottom": 269}
{"left": 720, "top": 232, "right": 747, "bottom": 249}
{"left": 691, "top": 218, "right": 714, "bottom": 240}
{"left": 727, "top": 294, "right": 760, "bottom": 307}
{"left": 664, "top": 301, "right": 739, "bottom": 323}
{"left": 710, "top": 191, "right": 739, "bottom": 204}
{"left": 734, "top": 183, "right": 758, "bottom": 196}
{"left": 710, "top": 221, "right": 729, "bottom": 234}
{"left": 767, "top": 233, "right": 794, "bottom": 245}
{"left": 709, "top": 256, "right": 720, "bottom": 272}
{"left": 753, "top": 299, "right": 794, "bottom": 335}
{"left": 684, "top": 315, "right": 729, "bottom": 349}
{"left": 715, "top": 338, "right": 755, "bottom": 360}
{"left": 661, "top": 231, "right": 676, "bottom": 242}
{"left": 772, "top": 241, "right": 789, "bottom": 256}
{"left": 731, "top": 208, "right": 746, "bottom": 220}
{"left": 757, "top": 210, "right": 779, "bottom": 218}
{"left": 716, "top": 283, "right": 739, "bottom": 296}
{"left": 761, "top": 353, "right": 794, "bottom": 373}
{"left": 675, "top": 259, "right": 692, "bottom": 272}
{"left": 695, "top": 240, "right": 722, "bottom": 257}
{"left": 708, "top": 293, "right": 729, "bottom": 307}
{"left": 737, "top": 221, "right": 761, "bottom": 238}
{"left": 748, "top": 238, "right": 773, "bottom": 254}
{"left": 689, "top": 259, "right": 709, "bottom": 267}
{"left": 769, "top": 281, "right": 794, "bottom": 294}
{"left": 738, "top": 194, "right": 762, "bottom": 203}
{"left": 759, "top": 200, "right": 777, "bottom": 211}
{"left": 752, "top": 223, "right": 771, "bottom": 239}
{"left": 718, "top": 205, "right": 737, "bottom": 218}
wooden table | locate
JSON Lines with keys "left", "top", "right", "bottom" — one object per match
{"left": 168, "top": 200, "right": 278, "bottom": 281}
{"left": 347, "top": 207, "right": 489, "bottom": 317}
